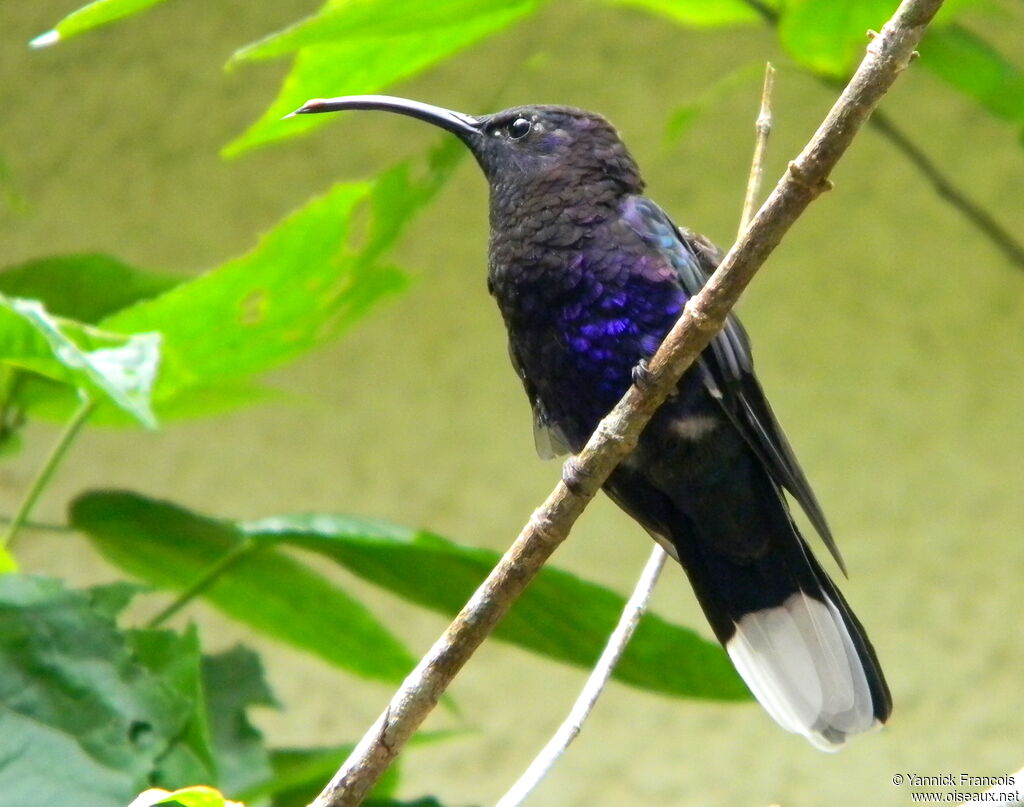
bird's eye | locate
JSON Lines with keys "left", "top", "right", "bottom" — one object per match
{"left": 508, "top": 117, "right": 532, "bottom": 140}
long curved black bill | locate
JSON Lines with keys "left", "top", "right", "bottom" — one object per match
{"left": 286, "top": 94, "right": 481, "bottom": 139}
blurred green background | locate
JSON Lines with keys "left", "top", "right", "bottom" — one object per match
{"left": 2, "top": 1, "right": 1023, "bottom": 805}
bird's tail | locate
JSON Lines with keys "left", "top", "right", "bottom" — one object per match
{"left": 670, "top": 522, "right": 892, "bottom": 751}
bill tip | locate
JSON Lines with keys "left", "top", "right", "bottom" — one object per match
{"left": 289, "top": 98, "right": 328, "bottom": 117}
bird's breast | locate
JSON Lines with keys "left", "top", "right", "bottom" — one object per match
{"left": 491, "top": 246, "right": 686, "bottom": 448}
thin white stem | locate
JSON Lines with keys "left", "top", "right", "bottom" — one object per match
{"left": 739, "top": 63, "right": 775, "bottom": 239}
{"left": 494, "top": 546, "right": 668, "bottom": 807}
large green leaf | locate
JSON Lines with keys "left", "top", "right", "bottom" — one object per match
{"left": 69, "top": 491, "right": 417, "bottom": 684}
{"left": 240, "top": 517, "right": 749, "bottom": 701}
{"left": 0, "top": 295, "right": 160, "bottom": 427}
{"left": 29, "top": 0, "right": 172, "bottom": 48}
{"left": 920, "top": 24, "right": 1024, "bottom": 125}
{"left": 18, "top": 142, "right": 457, "bottom": 425}
{"left": 99, "top": 182, "right": 393, "bottom": 412}
{"left": 609, "top": 0, "right": 760, "bottom": 28}
{"left": 223, "top": 0, "right": 543, "bottom": 156}
{"left": 0, "top": 255, "right": 179, "bottom": 324}
{"left": 0, "top": 575, "right": 200, "bottom": 807}
{"left": 73, "top": 492, "right": 746, "bottom": 700}
{"left": 232, "top": 0, "right": 543, "bottom": 64}
{"left": 130, "top": 787, "right": 235, "bottom": 807}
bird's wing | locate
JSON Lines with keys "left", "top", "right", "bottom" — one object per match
{"left": 507, "top": 340, "right": 572, "bottom": 459}
{"left": 625, "top": 197, "right": 844, "bottom": 573}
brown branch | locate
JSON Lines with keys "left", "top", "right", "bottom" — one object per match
{"left": 309, "top": 1, "right": 946, "bottom": 805}
{"left": 739, "top": 0, "right": 1024, "bottom": 271}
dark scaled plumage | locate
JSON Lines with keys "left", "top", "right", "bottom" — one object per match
{"left": 293, "top": 95, "right": 892, "bottom": 750}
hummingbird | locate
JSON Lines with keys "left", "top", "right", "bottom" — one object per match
{"left": 291, "top": 94, "right": 891, "bottom": 750}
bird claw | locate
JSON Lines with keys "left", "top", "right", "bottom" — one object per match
{"left": 632, "top": 358, "right": 655, "bottom": 392}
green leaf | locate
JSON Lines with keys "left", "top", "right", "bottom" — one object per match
{"left": 224, "top": 0, "right": 542, "bottom": 157}
{"left": 920, "top": 25, "right": 1024, "bottom": 125}
{"left": 15, "top": 141, "right": 454, "bottom": 425}
{"left": 87, "top": 580, "right": 150, "bottom": 619}
{"left": 14, "top": 375, "right": 275, "bottom": 426}
{"left": 98, "top": 182, "right": 402, "bottom": 416}
{"left": 243, "top": 516, "right": 749, "bottom": 701}
{"left": 201, "top": 647, "right": 275, "bottom": 796}
{"left": 232, "top": 0, "right": 544, "bottom": 64}
{"left": 69, "top": 491, "right": 417, "bottom": 684}
{"left": 130, "top": 626, "right": 218, "bottom": 789}
{"left": 0, "top": 254, "right": 179, "bottom": 324}
{"left": 30, "top": 0, "right": 172, "bottom": 48}
{"left": 0, "top": 575, "right": 197, "bottom": 807}
{"left": 0, "top": 295, "right": 160, "bottom": 427}
{"left": 133, "top": 786, "right": 237, "bottom": 807}
{"left": 362, "top": 137, "right": 466, "bottom": 263}
{"left": 0, "top": 545, "right": 18, "bottom": 573}
{"left": 609, "top": 0, "right": 760, "bottom": 28}
{"left": 778, "top": 0, "right": 894, "bottom": 78}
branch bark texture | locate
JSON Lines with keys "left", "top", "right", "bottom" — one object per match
{"left": 310, "top": 2, "right": 945, "bottom": 805}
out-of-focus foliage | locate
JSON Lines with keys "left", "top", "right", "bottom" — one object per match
{"left": 0, "top": 295, "right": 160, "bottom": 427}
{"left": 0, "top": 576, "right": 220, "bottom": 806}
{"left": 223, "top": 0, "right": 546, "bottom": 156}
{"left": 610, "top": 0, "right": 760, "bottom": 27}
{"left": 33, "top": 0, "right": 1024, "bottom": 144}
{"left": 71, "top": 490, "right": 749, "bottom": 701}
{"left": 69, "top": 491, "right": 418, "bottom": 684}
{"left": 920, "top": 24, "right": 1024, "bottom": 125}
{"left": 0, "top": 140, "right": 461, "bottom": 429}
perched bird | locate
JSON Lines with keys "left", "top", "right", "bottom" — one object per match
{"left": 292, "top": 95, "right": 891, "bottom": 750}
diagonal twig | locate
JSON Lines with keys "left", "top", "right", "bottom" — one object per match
{"left": 310, "top": 2, "right": 946, "bottom": 805}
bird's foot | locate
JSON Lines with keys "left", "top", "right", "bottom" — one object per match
{"left": 632, "top": 359, "right": 675, "bottom": 398}
{"left": 632, "top": 358, "right": 656, "bottom": 392}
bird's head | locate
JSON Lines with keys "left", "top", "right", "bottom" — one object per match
{"left": 290, "top": 95, "right": 645, "bottom": 204}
